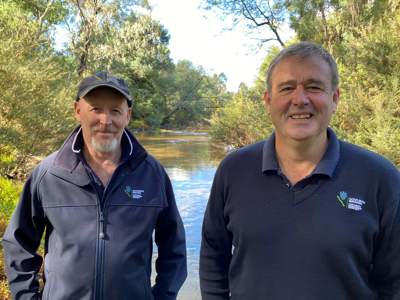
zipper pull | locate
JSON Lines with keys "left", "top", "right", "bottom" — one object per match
{"left": 99, "top": 211, "right": 105, "bottom": 239}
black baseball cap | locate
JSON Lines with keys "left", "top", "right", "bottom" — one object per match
{"left": 76, "top": 71, "right": 132, "bottom": 107}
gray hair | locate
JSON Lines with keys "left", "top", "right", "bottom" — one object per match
{"left": 266, "top": 41, "right": 339, "bottom": 92}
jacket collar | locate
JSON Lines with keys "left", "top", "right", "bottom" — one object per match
{"left": 49, "top": 126, "right": 147, "bottom": 186}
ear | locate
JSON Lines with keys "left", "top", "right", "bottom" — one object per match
{"left": 126, "top": 108, "right": 132, "bottom": 126}
{"left": 332, "top": 88, "right": 340, "bottom": 112}
{"left": 74, "top": 101, "right": 81, "bottom": 122}
{"left": 263, "top": 90, "right": 271, "bottom": 113}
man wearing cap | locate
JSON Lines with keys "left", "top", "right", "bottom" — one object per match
{"left": 3, "top": 71, "right": 187, "bottom": 300}
{"left": 200, "top": 42, "right": 400, "bottom": 299}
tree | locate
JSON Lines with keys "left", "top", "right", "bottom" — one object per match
{"left": 201, "top": 0, "right": 286, "bottom": 46}
{"left": 158, "top": 60, "right": 229, "bottom": 129}
{"left": 0, "top": 1, "right": 75, "bottom": 178}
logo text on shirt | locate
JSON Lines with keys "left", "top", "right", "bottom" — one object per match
{"left": 336, "top": 191, "right": 365, "bottom": 211}
{"left": 124, "top": 186, "right": 144, "bottom": 199}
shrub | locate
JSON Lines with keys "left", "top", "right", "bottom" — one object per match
{"left": 0, "top": 177, "right": 21, "bottom": 236}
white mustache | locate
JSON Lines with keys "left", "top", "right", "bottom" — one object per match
{"left": 91, "top": 126, "right": 117, "bottom": 134}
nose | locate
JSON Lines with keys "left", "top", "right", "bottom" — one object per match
{"left": 292, "top": 86, "right": 309, "bottom": 106}
{"left": 99, "top": 111, "right": 112, "bottom": 125}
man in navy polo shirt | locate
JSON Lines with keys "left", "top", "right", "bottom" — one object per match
{"left": 200, "top": 42, "right": 400, "bottom": 300}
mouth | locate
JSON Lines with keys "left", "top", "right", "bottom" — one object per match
{"left": 289, "top": 113, "right": 313, "bottom": 120}
{"left": 95, "top": 131, "right": 117, "bottom": 137}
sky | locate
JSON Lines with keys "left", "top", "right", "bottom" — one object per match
{"left": 148, "top": 0, "right": 284, "bottom": 91}
{"left": 55, "top": 0, "right": 291, "bottom": 92}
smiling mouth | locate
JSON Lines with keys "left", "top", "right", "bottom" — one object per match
{"left": 289, "top": 113, "right": 312, "bottom": 119}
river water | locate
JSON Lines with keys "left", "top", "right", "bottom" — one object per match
{"left": 136, "top": 131, "right": 226, "bottom": 300}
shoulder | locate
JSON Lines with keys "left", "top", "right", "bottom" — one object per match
{"left": 140, "top": 154, "right": 171, "bottom": 184}
{"left": 217, "top": 140, "right": 264, "bottom": 174}
{"left": 339, "top": 141, "right": 399, "bottom": 177}
{"left": 29, "top": 151, "right": 58, "bottom": 180}
{"left": 338, "top": 141, "right": 400, "bottom": 195}
{"left": 143, "top": 153, "right": 165, "bottom": 172}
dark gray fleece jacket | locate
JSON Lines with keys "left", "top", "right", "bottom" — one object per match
{"left": 3, "top": 127, "right": 187, "bottom": 300}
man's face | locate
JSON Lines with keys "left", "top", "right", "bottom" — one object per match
{"left": 74, "top": 88, "right": 131, "bottom": 154}
{"left": 264, "top": 55, "right": 339, "bottom": 144}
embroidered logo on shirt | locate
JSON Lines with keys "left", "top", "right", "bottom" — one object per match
{"left": 336, "top": 191, "right": 365, "bottom": 211}
{"left": 124, "top": 186, "right": 144, "bottom": 199}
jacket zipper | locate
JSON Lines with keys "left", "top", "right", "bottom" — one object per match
{"left": 93, "top": 164, "right": 129, "bottom": 299}
{"left": 94, "top": 197, "right": 106, "bottom": 300}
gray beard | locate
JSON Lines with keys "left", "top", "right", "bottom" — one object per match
{"left": 91, "top": 137, "right": 119, "bottom": 153}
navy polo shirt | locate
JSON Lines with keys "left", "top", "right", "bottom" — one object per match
{"left": 200, "top": 128, "right": 400, "bottom": 300}
{"left": 262, "top": 127, "right": 340, "bottom": 195}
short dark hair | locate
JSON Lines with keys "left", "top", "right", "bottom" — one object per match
{"left": 266, "top": 41, "right": 339, "bottom": 92}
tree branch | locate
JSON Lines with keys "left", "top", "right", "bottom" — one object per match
{"left": 36, "top": 0, "right": 56, "bottom": 39}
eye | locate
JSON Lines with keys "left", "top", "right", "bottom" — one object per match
{"left": 306, "top": 84, "right": 324, "bottom": 92}
{"left": 279, "top": 86, "right": 294, "bottom": 93}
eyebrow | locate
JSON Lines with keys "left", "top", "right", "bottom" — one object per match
{"left": 277, "top": 80, "right": 297, "bottom": 88}
{"left": 303, "top": 79, "right": 326, "bottom": 87}
{"left": 277, "top": 78, "right": 327, "bottom": 88}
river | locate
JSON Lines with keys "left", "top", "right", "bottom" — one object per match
{"left": 136, "top": 131, "right": 226, "bottom": 300}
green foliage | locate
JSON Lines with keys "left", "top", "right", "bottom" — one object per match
{"left": 210, "top": 85, "right": 272, "bottom": 147}
{"left": 208, "top": 0, "right": 400, "bottom": 168}
{"left": 0, "top": 177, "right": 21, "bottom": 233}
{"left": 1, "top": 0, "right": 230, "bottom": 178}
{"left": 0, "top": 1, "right": 76, "bottom": 178}
{"left": 329, "top": 5, "right": 400, "bottom": 165}
{"left": 209, "top": 46, "right": 278, "bottom": 147}
{"left": 0, "top": 176, "right": 19, "bottom": 300}
{"left": 158, "top": 61, "right": 229, "bottom": 129}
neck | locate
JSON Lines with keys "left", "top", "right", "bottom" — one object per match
{"left": 83, "top": 144, "right": 122, "bottom": 186}
{"left": 275, "top": 133, "right": 328, "bottom": 185}
{"left": 83, "top": 145, "right": 122, "bottom": 166}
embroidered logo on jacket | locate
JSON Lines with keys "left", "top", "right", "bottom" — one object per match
{"left": 124, "top": 186, "right": 144, "bottom": 199}
{"left": 336, "top": 191, "right": 365, "bottom": 211}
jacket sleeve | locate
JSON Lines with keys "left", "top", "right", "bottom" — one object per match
{"left": 152, "top": 169, "right": 187, "bottom": 300}
{"left": 200, "top": 163, "right": 232, "bottom": 300}
{"left": 370, "top": 169, "right": 400, "bottom": 300}
{"left": 2, "top": 172, "right": 46, "bottom": 300}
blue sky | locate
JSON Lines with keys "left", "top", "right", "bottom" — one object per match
{"left": 148, "top": 0, "right": 288, "bottom": 91}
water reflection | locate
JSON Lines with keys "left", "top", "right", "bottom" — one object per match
{"left": 136, "top": 132, "right": 225, "bottom": 170}
{"left": 137, "top": 132, "right": 225, "bottom": 300}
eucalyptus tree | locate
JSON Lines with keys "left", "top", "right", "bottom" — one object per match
{"left": 201, "top": 0, "right": 286, "bottom": 46}
{"left": 0, "top": 0, "right": 74, "bottom": 178}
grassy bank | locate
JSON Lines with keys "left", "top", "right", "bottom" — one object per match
{"left": 0, "top": 177, "right": 21, "bottom": 300}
